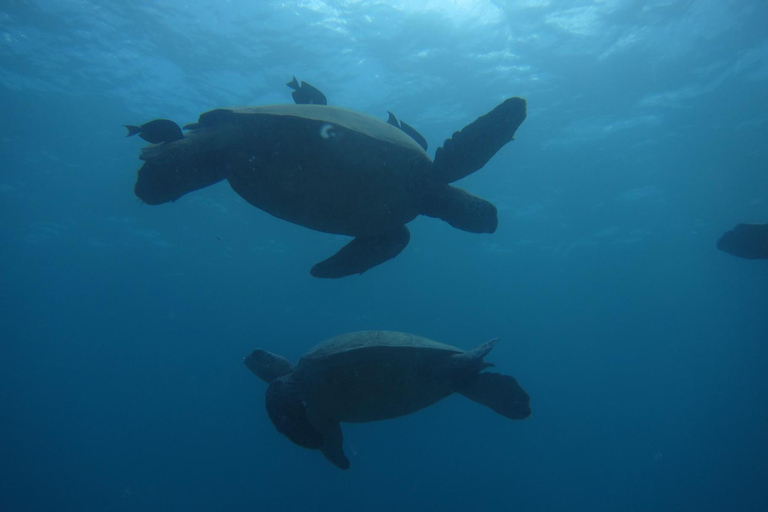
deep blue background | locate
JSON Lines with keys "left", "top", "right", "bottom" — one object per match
{"left": 1, "top": 1, "right": 767, "bottom": 511}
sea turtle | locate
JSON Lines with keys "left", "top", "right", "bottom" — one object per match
{"left": 717, "top": 223, "right": 768, "bottom": 259}
{"left": 244, "top": 330, "right": 531, "bottom": 469}
{"left": 132, "top": 93, "right": 527, "bottom": 277}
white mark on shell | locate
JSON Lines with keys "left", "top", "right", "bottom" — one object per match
{"left": 319, "top": 123, "right": 335, "bottom": 139}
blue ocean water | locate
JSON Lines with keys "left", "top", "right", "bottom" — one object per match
{"left": 1, "top": 1, "right": 767, "bottom": 510}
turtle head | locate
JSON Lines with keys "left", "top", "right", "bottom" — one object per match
{"left": 134, "top": 156, "right": 227, "bottom": 205}
{"left": 244, "top": 349, "right": 294, "bottom": 383}
{"left": 265, "top": 378, "right": 323, "bottom": 450}
{"left": 133, "top": 127, "right": 233, "bottom": 206}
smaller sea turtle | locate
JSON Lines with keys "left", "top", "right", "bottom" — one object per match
{"left": 124, "top": 119, "right": 183, "bottom": 144}
{"left": 717, "top": 223, "right": 768, "bottom": 259}
{"left": 244, "top": 330, "right": 531, "bottom": 469}
{"left": 286, "top": 76, "right": 328, "bottom": 105}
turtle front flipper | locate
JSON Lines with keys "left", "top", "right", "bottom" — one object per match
{"left": 310, "top": 225, "right": 410, "bottom": 278}
{"left": 265, "top": 378, "right": 324, "bottom": 450}
{"left": 433, "top": 97, "right": 527, "bottom": 184}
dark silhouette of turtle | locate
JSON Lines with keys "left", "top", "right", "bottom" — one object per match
{"left": 124, "top": 119, "right": 183, "bottom": 144}
{"left": 717, "top": 223, "right": 768, "bottom": 259}
{"left": 244, "top": 330, "right": 531, "bottom": 469}
{"left": 132, "top": 92, "right": 527, "bottom": 277}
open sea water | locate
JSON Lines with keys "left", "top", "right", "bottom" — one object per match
{"left": 1, "top": 1, "right": 767, "bottom": 511}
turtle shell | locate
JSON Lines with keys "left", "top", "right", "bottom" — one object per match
{"left": 302, "top": 330, "right": 462, "bottom": 360}
{"left": 199, "top": 104, "right": 425, "bottom": 151}
{"left": 293, "top": 331, "right": 465, "bottom": 422}
{"left": 194, "top": 105, "right": 434, "bottom": 236}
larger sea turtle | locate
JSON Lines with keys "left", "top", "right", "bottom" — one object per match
{"left": 244, "top": 330, "right": 531, "bottom": 469}
{"left": 132, "top": 92, "right": 527, "bottom": 277}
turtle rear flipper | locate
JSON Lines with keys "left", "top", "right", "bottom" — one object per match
{"left": 310, "top": 225, "right": 410, "bottom": 278}
{"left": 419, "top": 183, "right": 497, "bottom": 234}
{"left": 457, "top": 372, "right": 531, "bottom": 420}
{"left": 433, "top": 97, "right": 526, "bottom": 184}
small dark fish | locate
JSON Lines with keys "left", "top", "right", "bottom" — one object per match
{"left": 182, "top": 122, "right": 200, "bottom": 131}
{"left": 124, "top": 119, "right": 183, "bottom": 144}
{"left": 399, "top": 120, "right": 428, "bottom": 152}
{"left": 286, "top": 76, "right": 328, "bottom": 105}
{"left": 385, "top": 111, "right": 428, "bottom": 151}
{"left": 717, "top": 223, "right": 768, "bottom": 260}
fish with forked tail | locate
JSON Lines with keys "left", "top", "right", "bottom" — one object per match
{"left": 124, "top": 119, "right": 183, "bottom": 144}
{"left": 286, "top": 76, "right": 328, "bottom": 105}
